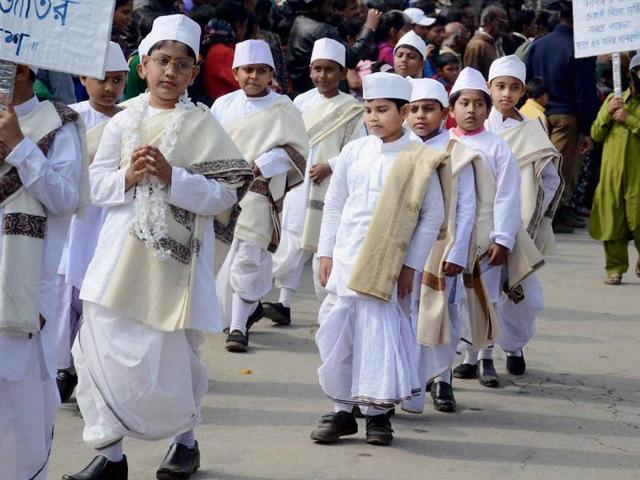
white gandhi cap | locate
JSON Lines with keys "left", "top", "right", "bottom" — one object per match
{"left": 310, "top": 38, "right": 346, "bottom": 68}
{"left": 105, "top": 41, "right": 130, "bottom": 72}
{"left": 403, "top": 7, "right": 436, "bottom": 27}
{"left": 233, "top": 39, "right": 275, "bottom": 70}
{"left": 450, "top": 66, "right": 490, "bottom": 96}
{"left": 394, "top": 30, "right": 427, "bottom": 61}
{"left": 363, "top": 72, "right": 413, "bottom": 101}
{"left": 409, "top": 78, "right": 449, "bottom": 107}
{"left": 488, "top": 55, "right": 526, "bottom": 85}
{"left": 142, "top": 14, "right": 201, "bottom": 58}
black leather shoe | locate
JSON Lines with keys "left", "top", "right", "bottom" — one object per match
{"left": 246, "top": 302, "right": 264, "bottom": 331}
{"left": 453, "top": 363, "right": 478, "bottom": 379}
{"left": 478, "top": 359, "right": 499, "bottom": 388}
{"left": 156, "top": 442, "right": 200, "bottom": 480}
{"left": 431, "top": 382, "right": 456, "bottom": 412}
{"left": 57, "top": 368, "right": 78, "bottom": 402}
{"left": 63, "top": 455, "right": 128, "bottom": 480}
{"left": 225, "top": 330, "right": 248, "bottom": 352}
{"left": 262, "top": 302, "right": 291, "bottom": 326}
{"left": 310, "top": 411, "right": 358, "bottom": 443}
{"left": 365, "top": 414, "right": 394, "bottom": 446}
{"left": 506, "top": 352, "right": 526, "bottom": 376}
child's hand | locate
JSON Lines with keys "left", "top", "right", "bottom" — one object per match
{"left": 612, "top": 108, "right": 629, "bottom": 123}
{"left": 319, "top": 257, "right": 333, "bottom": 287}
{"left": 142, "top": 145, "right": 172, "bottom": 185}
{"left": 397, "top": 265, "right": 415, "bottom": 299}
{"left": 0, "top": 96, "right": 24, "bottom": 150}
{"left": 607, "top": 97, "right": 624, "bottom": 114}
{"left": 309, "top": 164, "right": 332, "bottom": 184}
{"left": 443, "top": 262, "right": 464, "bottom": 277}
{"left": 487, "top": 243, "right": 508, "bottom": 266}
{"left": 126, "top": 148, "right": 150, "bottom": 190}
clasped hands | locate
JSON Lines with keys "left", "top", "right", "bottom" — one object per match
{"left": 125, "top": 145, "right": 172, "bottom": 190}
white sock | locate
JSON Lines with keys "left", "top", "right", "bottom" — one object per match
{"left": 97, "top": 441, "right": 124, "bottom": 462}
{"left": 463, "top": 350, "right": 478, "bottom": 365}
{"left": 171, "top": 430, "right": 196, "bottom": 449}
{"left": 434, "top": 369, "right": 452, "bottom": 384}
{"left": 333, "top": 402, "right": 352, "bottom": 413}
{"left": 478, "top": 346, "right": 494, "bottom": 360}
{"left": 229, "top": 294, "right": 257, "bottom": 335}
{"left": 506, "top": 349, "right": 523, "bottom": 357}
{"left": 279, "top": 288, "right": 295, "bottom": 308}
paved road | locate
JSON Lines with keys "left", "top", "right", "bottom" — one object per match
{"left": 49, "top": 231, "right": 640, "bottom": 480}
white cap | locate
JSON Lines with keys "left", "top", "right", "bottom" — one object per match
{"left": 450, "top": 67, "right": 490, "bottom": 96}
{"left": 410, "top": 78, "right": 449, "bottom": 107}
{"left": 488, "top": 55, "right": 526, "bottom": 85}
{"left": 142, "top": 14, "right": 201, "bottom": 58}
{"left": 394, "top": 30, "right": 427, "bottom": 61}
{"left": 310, "top": 38, "right": 346, "bottom": 68}
{"left": 363, "top": 72, "right": 412, "bottom": 101}
{"left": 403, "top": 7, "right": 436, "bottom": 27}
{"left": 28, "top": 66, "right": 39, "bottom": 75}
{"left": 105, "top": 41, "right": 129, "bottom": 72}
{"left": 232, "top": 39, "right": 275, "bottom": 70}
{"left": 630, "top": 53, "right": 640, "bottom": 71}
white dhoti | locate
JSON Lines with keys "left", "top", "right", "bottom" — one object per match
{"left": 0, "top": 339, "right": 59, "bottom": 480}
{"left": 72, "top": 302, "right": 208, "bottom": 449}
{"left": 316, "top": 294, "right": 420, "bottom": 408}
{"left": 55, "top": 283, "right": 82, "bottom": 370}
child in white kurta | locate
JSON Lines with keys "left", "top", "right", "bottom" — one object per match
{"left": 401, "top": 78, "right": 476, "bottom": 414}
{"left": 311, "top": 73, "right": 445, "bottom": 446}
{"left": 484, "top": 55, "right": 561, "bottom": 375}
{"left": 267, "top": 38, "right": 365, "bottom": 325}
{"left": 55, "top": 41, "right": 129, "bottom": 402}
{"left": 0, "top": 64, "right": 83, "bottom": 480}
{"left": 446, "top": 67, "right": 522, "bottom": 389}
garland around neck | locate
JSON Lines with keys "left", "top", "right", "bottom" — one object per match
{"left": 122, "top": 92, "right": 195, "bottom": 260}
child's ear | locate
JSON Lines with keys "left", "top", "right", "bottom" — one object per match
{"left": 79, "top": 76, "right": 88, "bottom": 86}
{"left": 232, "top": 68, "right": 240, "bottom": 83}
{"left": 442, "top": 106, "right": 450, "bottom": 118}
{"left": 138, "top": 56, "right": 148, "bottom": 80}
{"left": 400, "top": 103, "right": 410, "bottom": 118}
{"left": 189, "top": 66, "right": 201, "bottom": 87}
{"left": 340, "top": 67, "right": 347, "bottom": 81}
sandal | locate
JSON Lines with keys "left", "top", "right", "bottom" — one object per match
{"left": 604, "top": 274, "right": 622, "bottom": 285}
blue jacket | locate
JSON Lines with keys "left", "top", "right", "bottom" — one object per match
{"left": 526, "top": 24, "right": 600, "bottom": 135}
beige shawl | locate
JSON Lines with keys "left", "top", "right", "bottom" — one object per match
{"left": 300, "top": 93, "right": 363, "bottom": 252}
{"left": 347, "top": 142, "right": 449, "bottom": 302}
{"left": 223, "top": 96, "right": 308, "bottom": 252}
{"left": 100, "top": 102, "right": 253, "bottom": 332}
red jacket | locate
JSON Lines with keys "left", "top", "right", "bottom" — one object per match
{"left": 204, "top": 43, "right": 240, "bottom": 101}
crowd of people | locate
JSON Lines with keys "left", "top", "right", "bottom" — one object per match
{"left": 1, "top": 0, "right": 640, "bottom": 479}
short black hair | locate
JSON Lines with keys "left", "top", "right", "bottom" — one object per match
{"left": 513, "top": 9, "right": 535, "bottom": 33}
{"left": 435, "top": 52, "right": 460, "bottom": 69}
{"left": 394, "top": 44, "right": 423, "bottom": 59}
{"left": 527, "top": 76, "right": 550, "bottom": 100}
{"left": 339, "top": 19, "right": 364, "bottom": 41}
{"left": 449, "top": 90, "right": 492, "bottom": 109}
{"left": 427, "top": 14, "right": 448, "bottom": 29}
{"left": 364, "top": 98, "right": 409, "bottom": 112}
{"left": 148, "top": 40, "right": 197, "bottom": 61}
{"left": 374, "top": 10, "right": 409, "bottom": 43}
{"left": 115, "top": 0, "right": 130, "bottom": 8}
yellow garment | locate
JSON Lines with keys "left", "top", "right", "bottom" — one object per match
{"left": 347, "top": 142, "right": 448, "bottom": 302}
{"left": 520, "top": 98, "right": 548, "bottom": 132}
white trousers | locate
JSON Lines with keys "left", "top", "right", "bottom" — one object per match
{"left": 55, "top": 283, "right": 82, "bottom": 370}
{"left": 0, "top": 339, "right": 59, "bottom": 480}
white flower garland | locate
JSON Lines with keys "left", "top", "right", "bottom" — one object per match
{"left": 122, "top": 92, "right": 194, "bottom": 260}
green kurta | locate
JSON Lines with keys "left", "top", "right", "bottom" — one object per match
{"left": 589, "top": 90, "right": 640, "bottom": 242}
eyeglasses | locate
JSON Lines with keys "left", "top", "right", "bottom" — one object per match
{"left": 149, "top": 55, "right": 195, "bottom": 74}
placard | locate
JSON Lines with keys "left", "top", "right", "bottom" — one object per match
{"left": 573, "top": 0, "right": 640, "bottom": 58}
{"left": 0, "top": 0, "right": 116, "bottom": 78}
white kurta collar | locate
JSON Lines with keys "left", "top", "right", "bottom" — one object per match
{"left": 370, "top": 129, "right": 412, "bottom": 153}
{"left": 486, "top": 106, "right": 522, "bottom": 132}
{"left": 14, "top": 95, "right": 39, "bottom": 117}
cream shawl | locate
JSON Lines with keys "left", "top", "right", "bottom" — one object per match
{"left": 223, "top": 96, "right": 308, "bottom": 252}
{"left": 347, "top": 142, "right": 449, "bottom": 302}
{"left": 498, "top": 119, "right": 563, "bottom": 255}
{"left": 300, "top": 93, "right": 364, "bottom": 252}
{"left": 0, "top": 101, "right": 82, "bottom": 336}
{"left": 100, "top": 100, "right": 253, "bottom": 332}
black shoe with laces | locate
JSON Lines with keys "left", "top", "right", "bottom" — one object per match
{"left": 225, "top": 329, "right": 248, "bottom": 352}
{"left": 62, "top": 455, "right": 128, "bottom": 480}
{"left": 262, "top": 302, "right": 291, "bottom": 326}
{"left": 431, "top": 382, "right": 456, "bottom": 412}
{"left": 310, "top": 411, "right": 358, "bottom": 443}
{"left": 453, "top": 362, "right": 478, "bottom": 379}
{"left": 365, "top": 414, "right": 394, "bottom": 446}
{"left": 506, "top": 352, "right": 526, "bottom": 376}
{"left": 478, "top": 359, "right": 499, "bottom": 388}
{"left": 57, "top": 368, "right": 78, "bottom": 402}
{"left": 156, "top": 442, "right": 200, "bottom": 480}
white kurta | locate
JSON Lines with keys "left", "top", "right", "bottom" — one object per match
{"left": 74, "top": 104, "right": 236, "bottom": 448}
{"left": 0, "top": 96, "right": 82, "bottom": 480}
{"left": 315, "top": 131, "right": 445, "bottom": 407}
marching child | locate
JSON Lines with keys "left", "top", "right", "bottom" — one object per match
{"left": 55, "top": 41, "right": 130, "bottom": 402}
{"left": 310, "top": 72, "right": 446, "bottom": 446}
{"left": 212, "top": 39, "right": 308, "bottom": 352}
{"left": 393, "top": 30, "right": 427, "bottom": 79}
{"left": 265, "top": 38, "right": 364, "bottom": 325}
{"left": 66, "top": 15, "right": 252, "bottom": 479}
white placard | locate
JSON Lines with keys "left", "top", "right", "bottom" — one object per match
{"left": 573, "top": 0, "right": 640, "bottom": 59}
{"left": 0, "top": 0, "right": 116, "bottom": 78}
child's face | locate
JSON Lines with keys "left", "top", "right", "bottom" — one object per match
{"left": 489, "top": 75, "right": 526, "bottom": 114}
{"left": 113, "top": 1, "right": 133, "bottom": 31}
{"left": 364, "top": 99, "right": 408, "bottom": 142}
{"left": 440, "top": 62, "right": 460, "bottom": 83}
{"left": 141, "top": 41, "right": 199, "bottom": 107}
{"left": 81, "top": 72, "right": 127, "bottom": 109}
{"left": 310, "top": 59, "right": 345, "bottom": 96}
{"left": 451, "top": 89, "right": 489, "bottom": 132}
{"left": 233, "top": 64, "right": 274, "bottom": 97}
{"left": 537, "top": 92, "right": 550, "bottom": 107}
{"left": 393, "top": 47, "right": 424, "bottom": 78}
{"left": 408, "top": 99, "right": 446, "bottom": 139}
